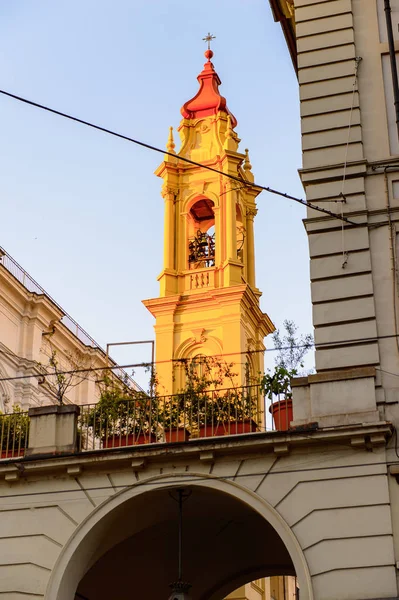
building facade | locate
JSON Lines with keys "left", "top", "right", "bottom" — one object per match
{"left": 270, "top": 0, "right": 399, "bottom": 596}
{"left": 0, "top": 7, "right": 399, "bottom": 599}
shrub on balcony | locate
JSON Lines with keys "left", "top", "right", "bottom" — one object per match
{"left": 0, "top": 405, "right": 29, "bottom": 453}
{"left": 260, "top": 320, "right": 313, "bottom": 431}
{"left": 174, "top": 357, "right": 260, "bottom": 435}
{"left": 87, "top": 377, "right": 158, "bottom": 444}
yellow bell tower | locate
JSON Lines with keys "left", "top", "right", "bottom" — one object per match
{"left": 143, "top": 46, "right": 274, "bottom": 394}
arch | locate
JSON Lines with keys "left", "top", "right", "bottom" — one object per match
{"left": 174, "top": 335, "right": 223, "bottom": 362}
{"left": 173, "top": 336, "right": 223, "bottom": 391}
{"left": 45, "top": 472, "right": 313, "bottom": 600}
{"left": 185, "top": 195, "right": 216, "bottom": 269}
{"left": 184, "top": 190, "right": 220, "bottom": 213}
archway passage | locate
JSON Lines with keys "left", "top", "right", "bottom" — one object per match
{"left": 75, "top": 485, "right": 295, "bottom": 600}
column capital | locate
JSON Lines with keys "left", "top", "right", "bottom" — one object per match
{"left": 161, "top": 186, "right": 178, "bottom": 200}
{"left": 246, "top": 207, "right": 258, "bottom": 220}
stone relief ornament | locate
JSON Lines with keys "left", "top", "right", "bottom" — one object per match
{"left": 191, "top": 328, "right": 207, "bottom": 344}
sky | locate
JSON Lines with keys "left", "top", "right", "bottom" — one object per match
{"left": 0, "top": 0, "right": 313, "bottom": 389}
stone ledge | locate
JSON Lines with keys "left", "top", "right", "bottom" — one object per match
{"left": 291, "top": 367, "right": 378, "bottom": 426}
{"left": 0, "top": 421, "right": 392, "bottom": 479}
{"left": 291, "top": 366, "right": 376, "bottom": 387}
{"left": 28, "top": 404, "right": 81, "bottom": 417}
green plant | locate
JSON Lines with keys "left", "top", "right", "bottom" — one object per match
{"left": 0, "top": 405, "right": 29, "bottom": 451}
{"left": 260, "top": 320, "right": 313, "bottom": 400}
{"left": 175, "top": 357, "right": 258, "bottom": 429}
{"left": 159, "top": 393, "right": 187, "bottom": 430}
{"left": 87, "top": 375, "right": 157, "bottom": 439}
{"left": 37, "top": 342, "right": 94, "bottom": 405}
{"left": 272, "top": 320, "right": 313, "bottom": 373}
{"left": 259, "top": 365, "right": 295, "bottom": 400}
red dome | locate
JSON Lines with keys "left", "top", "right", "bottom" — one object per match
{"left": 181, "top": 52, "right": 238, "bottom": 127}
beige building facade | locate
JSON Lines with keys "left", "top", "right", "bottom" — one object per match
{"left": 2, "top": 2, "right": 399, "bottom": 599}
{"left": 0, "top": 246, "right": 141, "bottom": 415}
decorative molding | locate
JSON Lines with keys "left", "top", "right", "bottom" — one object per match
{"left": 161, "top": 186, "right": 178, "bottom": 199}
{"left": 246, "top": 208, "right": 257, "bottom": 219}
{"left": 191, "top": 327, "right": 207, "bottom": 344}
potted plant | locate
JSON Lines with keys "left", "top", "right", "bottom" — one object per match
{"left": 160, "top": 393, "right": 191, "bottom": 442}
{"left": 175, "top": 357, "right": 260, "bottom": 438}
{"left": 0, "top": 405, "right": 29, "bottom": 458}
{"left": 196, "top": 388, "right": 259, "bottom": 437}
{"left": 260, "top": 366, "right": 295, "bottom": 431}
{"left": 261, "top": 320, "right": 313, "bottom": 431}
{"left": 87, "top": 378, "right": 158, "bottom": 448}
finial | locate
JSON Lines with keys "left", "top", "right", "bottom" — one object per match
{"left": 244, "top": 149, "right": 252, "bottom": 172}
{"left": 224, "top": 114, "right": 238, "bottom": 151}
{"left": 166, "top": 126, "right": 176, "bottom": 154}
{"left": 203, "top": 32, "right": 216, "bottom": 60}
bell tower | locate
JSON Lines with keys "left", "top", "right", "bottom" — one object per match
{"left": 143, "top": 46, "right": 274, "bottom": 394}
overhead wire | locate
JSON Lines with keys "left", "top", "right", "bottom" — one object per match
{"left": 0, "top": 88, "right": 359, "bottom": 226}
{"left": 3, "top": 329, "right": 399, "bottom": 383}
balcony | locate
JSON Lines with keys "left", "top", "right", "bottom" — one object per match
{"left": 77, "top": 385, "right": 269, "bottom": 450}
{"left": 0, "top": 385, "right": 297, "bottom": 459}
{"left": 184, "top": 266, "right": 215, "bottom": 291}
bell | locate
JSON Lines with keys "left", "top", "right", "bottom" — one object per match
{"left": 168, "top": 580, "right": 192, "bottom": 600}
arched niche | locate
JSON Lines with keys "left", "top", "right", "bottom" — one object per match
{"left": 45, "top": 474, "right": 313, "bottom": 600}
{"left": 172, "top": 336, "right": 223, "bottom": 391}
{"left": 187, "top": 196, "right": 216, "bottom": 270}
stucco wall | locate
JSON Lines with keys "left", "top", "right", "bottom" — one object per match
{"left": 0, "top": 431, "right": 395, "bottom": 600}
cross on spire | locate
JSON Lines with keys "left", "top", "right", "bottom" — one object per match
{"left": 203, "top": 32, "right": 216, "bottom": 50}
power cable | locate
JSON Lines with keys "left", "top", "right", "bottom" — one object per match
{"left": 0, "top": 88, "right": 359, "bottom": 226}
{"left": 4, "top": 329, "right": 399, "bottom": 383}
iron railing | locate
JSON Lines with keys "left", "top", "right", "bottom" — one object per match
{"left": 0, "top": 389, "right": 294, "bottom": 458}
{"left": 0, "top": 410, "right": 29, "bottom": 459}
{"left": 78, "top": 385, "right": 294, "bottom": 451}
{"left": 0, "top": 246, "right": 141, "bottom": 392}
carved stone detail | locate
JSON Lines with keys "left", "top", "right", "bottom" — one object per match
{"left": 246, "top": 207, "right": 257, "bottom": 219}
{"left": 191, "top": 328, "right": 207, "bottom": 344}
{"left": 161, "top": 186, "right": 178, "bottom": 199}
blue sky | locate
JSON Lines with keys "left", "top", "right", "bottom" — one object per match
{"left": 0, "top": 0, "right": 313, "bottom": 388}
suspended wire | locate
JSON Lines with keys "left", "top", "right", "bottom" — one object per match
{"left": 376, "top": 367, "right": 399, "bottom": 380}
{"left": 340, "top": 57, "right": 362, "bottom": 269}
{"left": 0, "top": 88, "right": 360, "bottom": 226}
{"left": 1, "top": 326, "right": 399, "bottom": 383}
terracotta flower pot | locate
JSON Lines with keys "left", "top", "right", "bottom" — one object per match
{"left": 1, "top": 448, "right": 25, "bottom": 459}
{"left": 103, "top": 433, "right": 156, "bottom": 448}
{"left": 198, "top": 419, "right": 258, "bottom": 438}
{"left": 270, "top": 399, "right": 293, "bottom": 431}
{"left": 164, "top": 427, "right": 191, "bottom": 443}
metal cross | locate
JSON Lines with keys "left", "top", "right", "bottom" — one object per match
{"left": 203, "top": 32, "right": 216, "bottom": 50}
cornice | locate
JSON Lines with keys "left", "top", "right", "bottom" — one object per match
{"left": 0, "top": 421, "right": 392, "bottom": 480}
{"left": 268, "top": 0, "right": 297, "bottom": 74}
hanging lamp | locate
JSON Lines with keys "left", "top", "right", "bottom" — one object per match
{"left": 168, "top": 488, "right": 192, "bottom": 600}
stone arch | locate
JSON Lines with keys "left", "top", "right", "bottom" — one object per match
{"left": 173, "top": 335, "right": 224, "bottom": 389}
{"left": 184, "top": 194, "right": 217, "bottom": 270}
{"left": 45, "top": 472, "right": 313, "bottom": 600}
{"left": 184, "top": 190, "right": 219, "bottom": 214}
{"left": 174, "top": 334, "right": 223, "bottom": 361}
